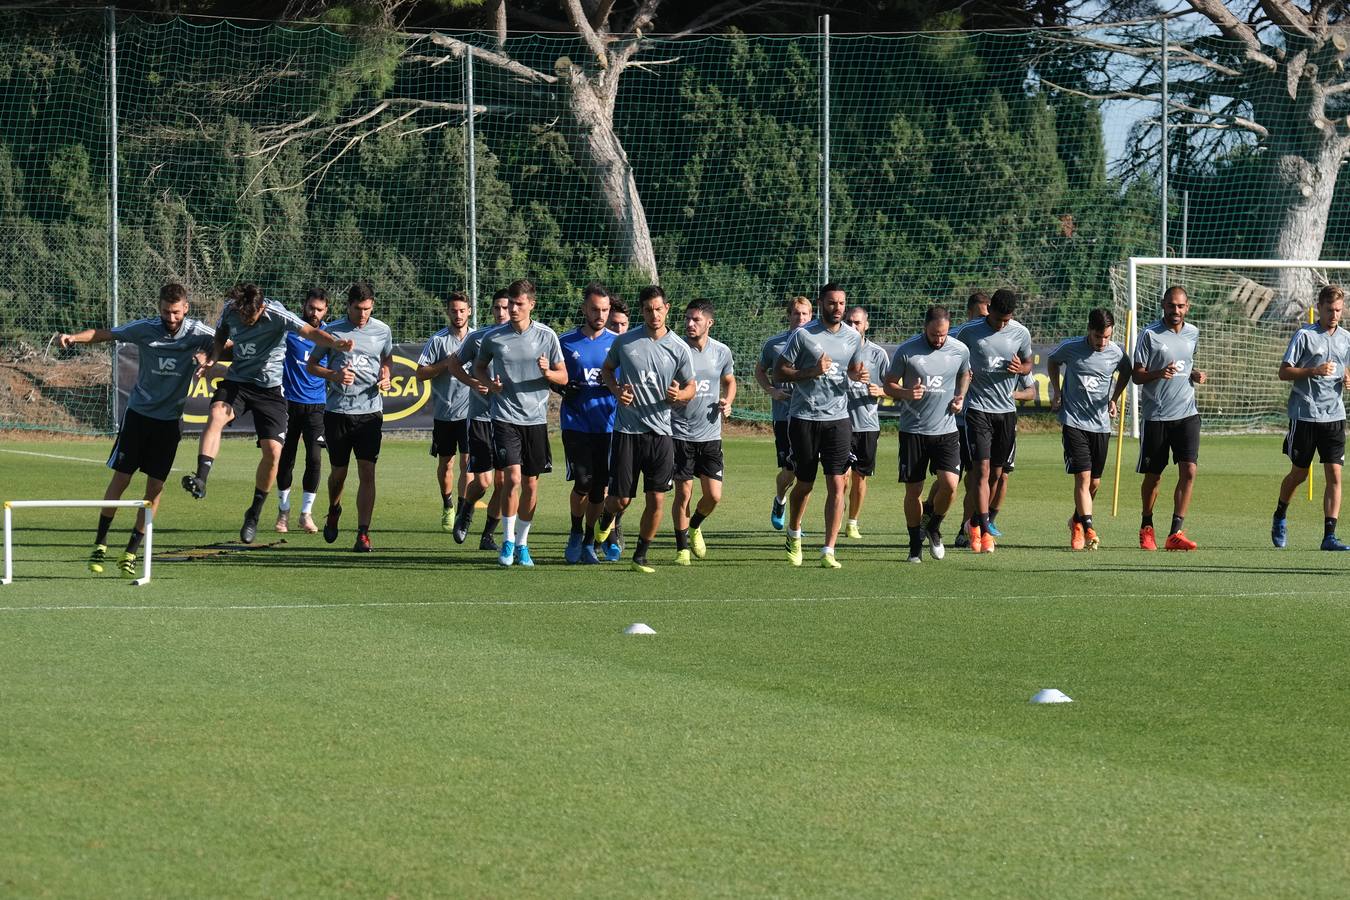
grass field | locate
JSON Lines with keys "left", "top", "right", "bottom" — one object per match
{"left": 3, "top": 430, "right": 1350, "bottom": 897}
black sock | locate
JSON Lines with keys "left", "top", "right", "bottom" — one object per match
{"left": 586, "top": 520, "right": 597, "bottom": 543}
{"left": 922, "top": 500, "right": 934, "bottom": 518}
{"left": 1141, "top": 513, "right": 1154, "bottom": 529}
{"left": 457, "top": 495, "right": 467, "bottom": 510}
{"left": 634, "top": 538, "right": 650, "bottom": 564}
{"left": 599, "top": 511, "right": 615, "bottom": 531}
{"left": 1082, "top": 514, "right": 1093, "bottom": 530}
{"left": 248, "top": 488, "right": 267, "bottom": 517}
{"left": 675, "top": 528, "right": 689, "bottom": 550}
{"left": 196, "top": 455, "right": 214, "bottom": 482}
{"left": 978, "top": 512, "right": 991, "bottom": 530}
{"left": 1326, "top": 517, "right": 1338, "bottom": 538}
{"left": 358, "top": 524, "right": 369, "bottom": 535}
{"left": 690, "top": 510, "right": 708, "bottom": 531}
{"left": 907, "top": 525, "right": 923, "bottom": 555}
{"left": 989, "top": 507, "right": 1000, "bottom": 523}
{"left": 95, "top": 514, "right": 114, "bottom": 545}
{"left": 928, "top": 513, "right": 945, "bottom": 532}
{"left": 443, "top": 493, "right": 453, "bottom": 509}
{"left": 1275, "top": 500, "right": 1289, "bottom": 519}
{"left": 570, "top": 514, "right": 584, "bottom": 535}
{"left": 483, "top": 516, "right": 499, "bottom": 538}
{"left": 125, "top": 530, "right": 144, "bottom": 555}
{"left": 1170, "top": 514, "right": 1184, "bottom": 536}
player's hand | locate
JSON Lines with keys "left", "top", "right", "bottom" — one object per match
{"left": 717, "top": 398, "right": 732, "bottom": 418}
{"left": 1007, "top": 356, "right": 1032, "bottom": 375}
{"left": 57, "top": 333, "right": 73, "bottom": 349}
{"left": 1342, "top": 369, "right": 1350, "bottom": 389}
{"left": 335, "top": 338, "right": 355, "bottom": 352}
{"left": 1050, "top": 393, "right": 1062, "bottom": 412}
{"left": 1108, "top": 399, "right": 1118, "bottom": 419}
{"left": 339, "top": 365, "right": 356, "bottom": 386}
{"left": 815, "top": 352, "right": 833, "bottom": 377}
{"left": 537, "top": 355, "right": 550, "bottom": 374}
{"left": 1314, "top": 361, "right": 1336, "bottom": 377}
{"left": 489, "top": 375, "right": 504, "bottom": 394}
{"left": 618, "top": 383, "right": 635, "bottom": 406}
{"left": 378, "top": 370, "right": 392, "bottom": 391}
{"left": 472, "top": 379, "right": 490, "bottom": 396}
{"left": 867, "top": 383, "right": 885, "bottom": 398}
{"left": 948, "top": 394, "right": 964, "bottom": 413}
{"left": 904, "top": 380, "right": 926, "bottom": 401}
{"left": 1190, "top": 369, "right": 1207, "bottom": 385}
{"left": 855, "top": 364, "right": 870, "bottom": 384}
{"left": 769, "top": 387, "right": 790, "bottom": 402}
{"left": 1160, "top": 362, "right": 1178, "bottom": 380}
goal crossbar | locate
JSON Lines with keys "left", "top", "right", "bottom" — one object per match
{"left": 3, "top": 500, "right": 154, "bottom": 586}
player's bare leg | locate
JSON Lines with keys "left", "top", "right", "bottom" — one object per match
{"left": 182, "top": 402, "right": 233, "bottom": 498}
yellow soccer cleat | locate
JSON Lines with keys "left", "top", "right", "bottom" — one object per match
{"left": 88, "top": 544, "right": 108, "bottom": 574}
{"left": 845, "top": 521, "right": 862, "bottom": 540}
{"left": 820, "top": 551, "right": 841, "bottom": 569}
{"left": 689, "top": 527, "right": 707, "bottom": 559}
{"left": 674, "top": 549, "right": 692, "bottom": 567}
{"left": 117, "top": 552, "right": 137, "bottom": 578}
{"left": 785, "top": 535, "right": 803, "bottom": 567}
{"left": 631, "top": 560, "right": 656, "bottom": 574}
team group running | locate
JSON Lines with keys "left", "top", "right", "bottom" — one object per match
{"left": 56, "top": 278, "right": 1350, "bottom": 575}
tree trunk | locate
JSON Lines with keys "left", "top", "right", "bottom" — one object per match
{"left": 563, "top": 72, "right": 659, "bottom": 282}
{"left": 1269, "top": 136, "right": 1345, "bottom": 319}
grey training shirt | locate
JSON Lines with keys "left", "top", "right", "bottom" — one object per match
{"left": 606, "top": 327, "right": 696, "bottom": 436}
{"left": 777, "top": 320, "right": 864, "bottom": 422}
{"left": 111, "top": 316, "right": 216, "bottom": 420}
{"left": 1283, "top": 323, "right": 1350, "bottom": 423}
{"left": 1049, "top": 336, "right": 1128, "bottom": 433}
{"left": 758, "top": 330, "right": 796, "bottom": 422}
{"left": 474, "top": 320, "right": 564, "bottom": 426}
{"left": 456, "top": 324, "right": 503, "bottom": 422}
{"left": 217, "top": 299, "right": 306, "bottom": 388}
{"left": 887, "top": 333, "right": 971, "bottom": 436}
{"left": 1135, "top": 320, "right": 1201, "bottom": 422}
{"left": 961, "top": 317, "right": 1034, "bottom": 415}
{"left": 847, "top": 340, "right": 893, "bottom": 433}
{"left": 419, "top": 327, "right": 472, "bottom": 421}
{"left": 672, "top": 337, "right": 734, "bottom": 442}
{"left": 317, "top": 316, "right": 395, "bottom": 416}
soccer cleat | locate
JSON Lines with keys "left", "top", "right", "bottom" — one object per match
{"left": 117, "top": 551, "right": 136, "bottom": 578}
{"left": 88, "top": 544, "right": 108, "bottom": 574}
{"left": 275, "top": 510, "right": 289, "bottom": 533}
{"left": 631, "top": 560, "right": 656, "bottom": 574}
{"left": 240, "top": 509, "right": 260, "bottom": 544}
{"left": 689, "top": 527, "right": 707, "bottom": 559}
{"left": 479, "top": 533, "right": 499, "bottom": 553}
{"left": 674, "top": 548, "right": 692, "bottom": 566}
{"left": 770, "top": 497, "right": 786, "bottom": 531}
{"left": 820, "top": 551, "right": 841, "bottom": 569}
{"left": 353, "top": 532, "right": 372, "bottom": 553}
{"left": 953, "top": 523, "right": 970, "bottom": 549}
{"left": 580, "top": 544, "right": 601, "bottom": 565}
{"left": 1085, "top": 527, "right": 1100, "bottom": 551}
{"left": 785, "top": 535, "right": 803, "bottom": 567}
{"left": 595, "top": 519, "right": 615, "bottom": 545}
{"left": 845, "top": 521, "right": 862, "bottom": 540}
{"left": 1139, "top": 526, "right": 1157, "bottom": 551}
{"left": 982, "top": 532, "right": 996, "bottom": 553}
{"left": 968, "top": 525, "right": 984, "bottom": 554}
{"left": 926, "top": 525, "right": 945, "bottom": 561}
{"left": 1070, "top": 521, "right": 1086, "bottom": 551}
{"left": 323, "top": 505, "right": 342, "bottom": 544}
{"left": 516, "top": 545, "right": 535, "bottom": 567}
{"left": 906, "top": 551, "right": 923, "bottom": 564}
{"left": 1164, "top": 530, "right": 1197, "bottom": 551}
{"left": 1272, "top": 516, "right": 1288, "bottom": 549}
{"left": 985, "top": 519, "right": 1003, "bottom": 538}
{"left": 498, "top": 539, "right": 516, "bottom": 567}
{"left": 180, "top": 474, "right": 206, "bottom": 499}
{"left": 603, "top": 540, "right": 622, "bottom": 563}
{"left": 1321, "top": 534, "right": 1350, "bottom": 551}
{"left": 564, "top": 532, "right": 585, "bottom": 565}
{"left": 452, "top": 508, "right": 473, "bottom": 544}
{"left": 299, "top": 512, "right": 318, "bottom": 534}
{"left": 441, "top": 506, "right": 454, "bottom": 533}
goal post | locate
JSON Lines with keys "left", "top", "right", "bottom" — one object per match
{"left": 3, "top": 500, "right": 154, "bottom": 586}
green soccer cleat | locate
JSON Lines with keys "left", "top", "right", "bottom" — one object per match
{"left": 785, "top": 535, "right": 803, "bottom": 567}
{"left": 820, "top": 551, "right": 841, "bottom": 569}
{"left": 88, "top": 544, "right": 108, "bottom": 574}
{"left": 845, "top": 521, "right": 862, "bottom": 540}
{"left": 674, "top": 548, "right": 692, "bottom": 567}
{"left": 689, "top": 527, "right": 706, "bottom": 559}
{"left": 117, "top": 552, "right": 137, "bottom": 578}
{"left": 595, "top": 519, "right": 615, "bottom": 545}
{"left": 440, "top": 506, "right": 454, "bottom": 533}
{"left": 631, "top": 560, "right": 656, "bottom": 574}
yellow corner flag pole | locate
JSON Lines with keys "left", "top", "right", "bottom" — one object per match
{"left": 1309, "top": 304, "right": 1316, "bottom": 502}
{"left": 1112, "top": 309, "right": 1134, "bottom": 517}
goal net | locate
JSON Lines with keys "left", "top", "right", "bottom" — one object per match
{"left": 1110, "top": 258, "right": 1350, "bottom": 434}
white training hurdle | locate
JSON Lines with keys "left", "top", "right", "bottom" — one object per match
{"left": 3, "top": 500, "right": 154, "bottom": 586}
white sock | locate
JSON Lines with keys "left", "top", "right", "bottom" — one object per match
{"left": 503, "top": 515, "right": 517, "bottom": 542}
{"left": 822, "top": 546, "right": 835, "bottom": 556}
{"left": 788, "top": 528, "right": 803, "bottom": 538}
{"left": 847, "top": 518, "right": 858, "bottom": 527}
{"left": 775, "top": 494, "right": 786, "bottom": 505}
{"left": 301, "top": 492, "right": 316, "bottom": 514}
{"left": 517, "top": 518, "right": 532, "bottom": 546}
{"left": 277, "top": 489, "right": 291, "bottom": 512}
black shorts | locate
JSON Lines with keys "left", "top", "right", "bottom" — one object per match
{"left": 493, "top": 421, "right": 552, "bottom": 477}
{"left": 964, "top": 408, "right": 1017, "bottom": 468}
{"left": 1137, "top": 415, "right": 1201, "bottom": 474}
{"left": 787, "top": 417, "right": 852, "bottom": 482}
{"left": 674, "top": 439, "right": 725, "bottom": 482}
{"left": 467, "top": 419, "right": 496, "bottom": 474}
{"left": 609, "top": 431, "right": 675, "bottom": 497}
{"left": 898, "top": 431, "right": 962, "bottom": 484}
{"left": 848, "top": 429, "right": 879, "bottom": 477}
{"left": 430, "top": 418, "right": 469, "bottom": 458}
{"left": 286, "top": 402, "right": 326, "bottom": 446}
{"left": 773, "top": 419, "right": 792, "bottom": 470}
{"left": 211, "top": 380, "right": 288, "bottom": 443}
{"left": 563, "top": 429, "right": 611, "bottom": 498}
{"left": 956, "top": 423, "right": 972, "bottom": 469}
{"left": 324, "top": 412, "right": 383, "bottom": 467}
{"left": 1284, "top": 419, "right": 1346, "bottom": 469}
{"left": 1062, "top": 426, "right": 1110, "bottom": 478}
{"left": 107, "top": 409, "right": 180, "bottom": 482}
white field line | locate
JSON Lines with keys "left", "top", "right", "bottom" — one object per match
{"left": 0, "top": 588, "right": 1333, "bottom": 614}
{"left": 0, "top": 448, "right": 108, "bottom": 465}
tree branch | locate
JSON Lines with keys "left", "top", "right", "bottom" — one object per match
{"left": 563, "top": 0, "right": 609, "bottom": 67}
{"left": 424, "top": 32, "right": 556, "bottom": 84}
{"left": 494, "top": 0, "right": 507, "bottom": 47}
{"left": 1186, "top": 0, "right": 1280, "bottom": 69}
{"left": 1039, "top": 77, "right": 1270, "bottom": 137}
{"left": 1259, "top": 0, "right": 1315, "bottom": 39}
{"left": 589, "top": 0, "right": 615, "bottom": 32}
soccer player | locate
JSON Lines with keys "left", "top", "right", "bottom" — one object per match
{"left": 986, "top": 373, "right": 1039, "bottom": 538}
{"left": 1133, "top": 285, "right": 1207, "bottom": 551}
{"left": 182, "top": 283, "right": 351, "bottom": 544}
{"left": 450, "top": 289, "right": 511, "bottom": 551}
{"left": 600, "top": 296, "right": 631, "bottom": 554}
{"left": 1048, "top": 308, "right": 1131, "bottom": 550}
{"left": 59, "top": 283, "right": 215, "bottom": 576}
{"left": 559, "top": 283, "right": 617, "bottom": 565}
{"left": 416, "top": 292, "right": 473, "bottom": 532}
{"left": 843, "top": 305, "right": 892, "bottom": 540}
{"left": 306, "top": 282, "right": 393, "bottom": 552}
{"left": 958, "top": 288, "right": 1033, "bottom": 553}
{"left": 773, "top": 283, "right": 868, "bottom": 569}
{"left": 940, "top": 291, "right": 987, "bottom": 548}
{"left": 884, "top": 305, "right": 971, "bottom": 563}
{"left": 1271, "top": 284, "right": 1350, "bottom": 551}
{"left": 756, "top": 295, "right": 813, "bottom": 530}
{"left": 608, "top": 299, "right": 630, "bottom": 335}
{"left": 671, "top": 298, "right": 736, "bottom": 565}
{"left": 275, "top": 288, "right": 329, "bottom": 535}
{"left": 595, "top": 286, "right": 696, "bottom": 573}
{"left": 472, "top": 279, "right": 567, "bottom": 568}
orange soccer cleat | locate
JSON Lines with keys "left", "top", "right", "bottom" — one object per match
{"left": 1070, "top": 520, "right": 1085, "bottom": 551}
{"left": 1085, "top": 527, "right": 1100, "bottom": 550}
{"left": 1164, "top": 530, "right": 1197, "bottom": 551}
{"left": 969, "top": 525, "right": 984, "bottom": 554}
{"left": 1139, "top": 525, "right": 1157, "bottom": 551}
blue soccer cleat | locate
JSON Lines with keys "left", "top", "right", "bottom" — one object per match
{"left": 581, "top": 544, "right": 601, "bottom": 565}
{"left": 516, "top": 544, "right": 535, "bottom": 567}
{"left": 603, "top": 539, "right": 622, "bottom": 563}
{"left": 770, "top": 497, "right": 786, "bottom": 531}
{"left": 1272, "top": 516, "right": 1287, "bottom": 548}
{"left": 1320, "top": 533, "right": 1350, "bottom": 551}
{"left": 985, "top": 519, "right": 1003, "bottom": 538}
{"left": 498, "top": 539, "right": 516, "bottom": 567}
{"left": 564, "top": 532, "right": 584, "bottom": 564}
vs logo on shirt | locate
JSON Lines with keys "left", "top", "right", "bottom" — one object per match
{"left": 235, "top": 343, "right": 258, "bottom": 359}
{"left": 582, "top": 367, "right": 602, "bottom": 385}
{"left": 155, "top": 358, "right": 179, "bottom": 373}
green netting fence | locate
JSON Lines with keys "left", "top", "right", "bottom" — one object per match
{"left": 2, "top": 10, "right": 1347, "bottom": 433}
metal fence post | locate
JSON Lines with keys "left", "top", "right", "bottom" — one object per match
{"left": 465, "top": 46, "right": 479, "bottom": 330}
{"left": 106, "top": 6, "right": 121, "bottom": 429}
{"left": 819, "top": 15, "right": 831, "bottom": 285}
